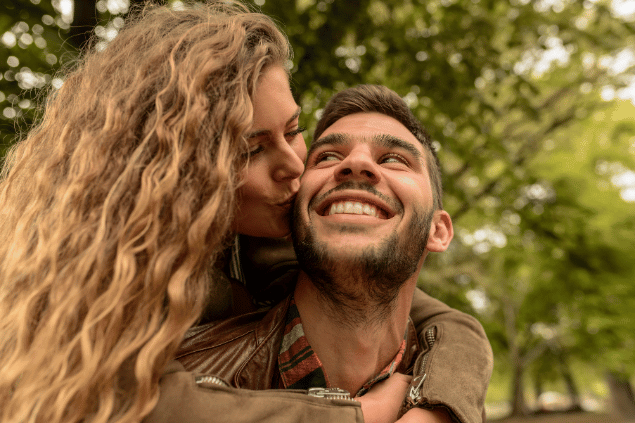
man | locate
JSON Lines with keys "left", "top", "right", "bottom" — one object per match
{"left": 177, "top": 85, "right": 492, "bottom": 423}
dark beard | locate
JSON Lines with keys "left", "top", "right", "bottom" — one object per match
{"left": 292, "top": 197, "right": 433, "bottom": 328}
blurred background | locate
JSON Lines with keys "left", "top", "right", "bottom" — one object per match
{"left": 1, "top": 0, "right": 634, "bottom": 421}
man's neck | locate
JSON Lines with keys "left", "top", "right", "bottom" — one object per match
{"left": 293, "top": 272, "right": 416, "bottom": 395}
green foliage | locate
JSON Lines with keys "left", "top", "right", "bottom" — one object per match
{"left": 0, "top": 0, "right": 73, "bottom": 152}
{"left": 0, "top": 0, "right": 132, "bottom": 153}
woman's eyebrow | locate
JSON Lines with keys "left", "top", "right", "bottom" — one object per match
{"left": 287, "top": 107, "right": 302, "bottom": 126}
{"left": 246, "top": 106, "right": 302, "bottom": 139}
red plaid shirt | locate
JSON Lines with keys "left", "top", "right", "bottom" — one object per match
{"left": 277, "top": 297, "right": 409, "bottom": 397}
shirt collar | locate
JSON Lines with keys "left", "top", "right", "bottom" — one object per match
{"left": 277, "top": 297, "right": 418, "bottom": 396}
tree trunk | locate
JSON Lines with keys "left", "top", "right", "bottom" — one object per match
{"left": 558, "top": 353, "right": 583, "bottom": 411}
{"left": 606, "top": 371, "right": 635, "bottom": 419}
{"left": 510, "top": 361, "right": 529, "bottom": 416}
{"left": 533, "top": 372, "right": 543, "bottom": 404}
{"left": 503, "top": 300, "right": 529, "bottom": 416}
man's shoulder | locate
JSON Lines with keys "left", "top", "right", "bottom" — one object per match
{"left": 175, "top": 296, "right": 291, "bottom": 387}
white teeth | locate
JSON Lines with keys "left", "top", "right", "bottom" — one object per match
{"left": 328, "top": 201, "right": 378, "bottom": 217}
{"left": 363, "top": 204, "right": 376, "bottom": 217}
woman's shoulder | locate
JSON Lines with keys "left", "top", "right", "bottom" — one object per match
{"left": 175, "top": 297, "right": 291, "bottom": 378}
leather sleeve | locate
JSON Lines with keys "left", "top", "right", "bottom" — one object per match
{"left": 406, "top": 288, "right": 493, "bottom": 423}
{"left": 145, "top": 361, "right": 364, "bottom": 423}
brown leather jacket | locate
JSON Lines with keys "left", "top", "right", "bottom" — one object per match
{"left": 176, "top": 289, "right": 493, "bottom": 423}
{"left": 149, "top": 236, "right": 492, "bottom": 423}
{"left": 144, "top": 360, "right": 364, "bottom": 423}
{"left": 177, "top": 296, "right": 422, "bottom": 389}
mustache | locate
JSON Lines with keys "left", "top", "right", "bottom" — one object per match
{"left": 307, "top": 180, "right": 403, "bottom": 214}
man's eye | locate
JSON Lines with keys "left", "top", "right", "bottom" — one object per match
{"left": 381, "top": 154, "right": 408, "bottom": 165}
{"left": 315, "top": 152, "right": 340, "bottom": 163}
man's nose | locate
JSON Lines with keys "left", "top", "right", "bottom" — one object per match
{"left": 334, "top": 147, "right": 380, "bottom": 184}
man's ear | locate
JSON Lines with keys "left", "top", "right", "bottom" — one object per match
{"left": 426, "top": 210, "right": 453, "bottom": 252}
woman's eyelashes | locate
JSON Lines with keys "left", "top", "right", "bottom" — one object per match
{"left": 244, "top": 145, "right": 264, "bottom": 159}
{"left": 285, "top": 126, "right": 306, "bottom": 139}
{"left": 244, "top": 126, "right": 306, "bottom": 159}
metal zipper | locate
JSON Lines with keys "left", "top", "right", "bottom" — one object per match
{"left": 195, "top": 374, "right": 230, "bottom": 387}
{"left": 308, "top": 387, "right": 359, "bottom": 402}
{"left": 195, "top": 377, "right": 357, "bottom": 403}
{"left": 407, "top": 326, "right": 437, "bottom": 405}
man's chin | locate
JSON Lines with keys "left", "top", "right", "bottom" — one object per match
{"left": 314, "top": 239, "right": 380, "bottom": 259}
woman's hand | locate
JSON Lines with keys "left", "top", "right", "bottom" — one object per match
{"left": 355, "top": 373, "right": 411, "bottom": 423}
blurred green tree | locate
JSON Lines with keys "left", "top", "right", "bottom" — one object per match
{"left": 424, "top": 98, "right": 635, "bottom": 416}
{"left": 0, "top": 0, "right": 70, "bottom": 151}
{"left": 0, "top": 0, "right": 141, "bottom": 155}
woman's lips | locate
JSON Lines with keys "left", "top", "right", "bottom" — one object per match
{"left": 276, "top": 194, "right": 297, "bottom": 207}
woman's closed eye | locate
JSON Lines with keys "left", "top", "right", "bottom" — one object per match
{"left": 285, "top": 126, "right": 306, "bottom": 140}
{"left": 244, "top": 145, "right": 264, "bottom": 159}
{"left": 243, "top": 126, "right": 305, "bottom": 159}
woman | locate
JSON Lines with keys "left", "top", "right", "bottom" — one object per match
{"left": 0, "top": 2, "right": 491, "bottom": 423}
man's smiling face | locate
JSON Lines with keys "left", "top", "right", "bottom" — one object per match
{"left": 293, "top": 111, "right": 435, "bottom": 265}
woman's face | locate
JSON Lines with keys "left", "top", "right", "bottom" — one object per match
{"left": 233, "top": 66, "right": 307, "bottom": 238}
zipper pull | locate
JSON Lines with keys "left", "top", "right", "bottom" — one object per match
{"left": 307, "top": 387, "right": 357, "bottom": 401}
{"left": 195, "top": 375, "right": 230, "bottom": 387}
{"left": 407, "top": 374, "right": 427, "bottom": 404}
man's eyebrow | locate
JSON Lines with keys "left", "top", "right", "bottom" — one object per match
{"left": 375, "top": 134, "right": 422, "bottom": 159}
{"left": 246, "top": 106, "right": 302, "bottom": 139}
{"left": 307, "top": 133, "right": 349, "bottom": 156}
{"left": 308, "top": 132, "right": 422, "bottom": 160}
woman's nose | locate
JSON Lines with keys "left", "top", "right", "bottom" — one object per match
{"left": 273, "top": 140, "right": 305, "bottom": 182}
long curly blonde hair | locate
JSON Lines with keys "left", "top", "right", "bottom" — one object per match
{"left": 0, "top": 2, "right": 289, "bottom": 422}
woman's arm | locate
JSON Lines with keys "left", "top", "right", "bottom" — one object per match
{"left": 405, "top": 288, "right": 494, "bottom": 423}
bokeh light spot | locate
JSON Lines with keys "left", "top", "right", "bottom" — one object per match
{"left": 2, "top": 32, "right": 17, "bottom": 48}
{"left": 3, "top": 107, "right": 17, "bottom": 119}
